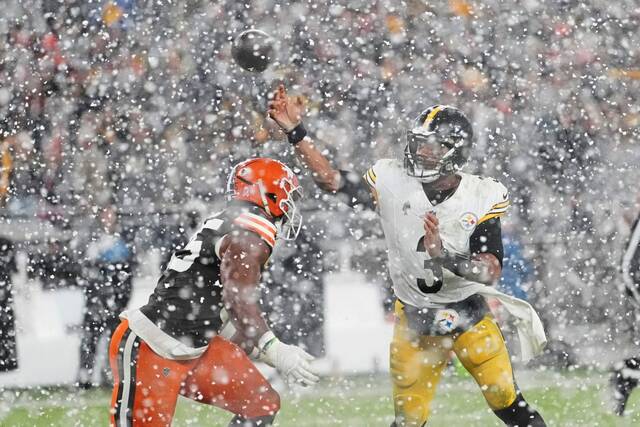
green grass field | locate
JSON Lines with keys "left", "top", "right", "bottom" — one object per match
{"left": 1, "top": 369, "right": 639, "bottom": 426}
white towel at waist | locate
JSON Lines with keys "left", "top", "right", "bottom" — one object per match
{"left": 471, "top": 285, "right": 547, "bottom": 362}
{"left": 119, "top": 309, "right": 208, "bottom": 360}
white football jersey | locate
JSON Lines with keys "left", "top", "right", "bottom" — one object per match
{"left": 363, "top": 159, "right": 510, "bottom": 308}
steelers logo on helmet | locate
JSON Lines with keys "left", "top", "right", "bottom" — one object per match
{"left": 404, "top": 105, "right": 473, "bottom": 182}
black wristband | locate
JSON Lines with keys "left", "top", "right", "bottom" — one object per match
{"left": 286, "top": 122, "right": 307, "bottom": 145}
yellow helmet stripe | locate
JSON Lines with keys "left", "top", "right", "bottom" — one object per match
{"left": 422, "top": 106, "right": 443, "bottom": 128}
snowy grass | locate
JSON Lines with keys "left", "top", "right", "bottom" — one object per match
{"left": 1, "top": 369, "right": 639, "bottom": 426}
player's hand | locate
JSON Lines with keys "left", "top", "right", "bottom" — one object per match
{"left": 267, "top": 84, "right": 305, "bottom": 133}
{"left": 261, "top": 339, "right": 320, "bottom": 387}
{"left": 423, "top": 211, "right": 443, "bottom": 258}
{"left": 254, "top": 113, "right": 282, "bottom": 144}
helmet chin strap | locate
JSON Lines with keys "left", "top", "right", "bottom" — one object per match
{"left": 418, "top": 147, "right": 460, "bottom": 183}
{"left": 256, "top": 180, "right": 273, "bottom": 217}
{"left": 418, "top": 174, "right": 440, "bottom": 183}
{"left": 415, "top": 159, "right": 447, "bottom": 183}
{"left": 416, "top": 161, "right": 456, "bottom": 183}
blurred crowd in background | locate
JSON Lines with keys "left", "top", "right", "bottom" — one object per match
{"left": 1, "top": 0, "right": 640, "bottom": 378}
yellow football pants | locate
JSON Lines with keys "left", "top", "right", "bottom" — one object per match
{"left": 390, "top": 301, "right": 517, "bottom": 426}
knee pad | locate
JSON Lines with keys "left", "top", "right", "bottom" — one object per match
{"left": 454, "top": 317, "right": 517, "bottom": 409}
{"left": 390, "top": 336, "right": 448, "bottom": 387}
{"left": 390, "top": 339, "right": 447, "bottom": 426}
{"left": 484, "top": 381, "right": 518, "bottom": 410}
{"left": 390, "top": 342, "right": 422, "bottom": 388}
{"left": 393, "top": 393, "right": 428, "bottom": 427}
{"left": 454, "top": 317, "right": 503, "bottom": 368}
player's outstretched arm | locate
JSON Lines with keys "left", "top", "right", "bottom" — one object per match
{"left": 219, "top": 233, "right": 319, "bottom": 386}
{"left": 268, "top": 85, "right": 341, "bottom": 192}
{"left": 268, "top": 85, "right": 376, "bottom": 210}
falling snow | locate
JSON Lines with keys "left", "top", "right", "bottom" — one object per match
{"left": 1, "top": 0, "right": 640, "bottom": 426}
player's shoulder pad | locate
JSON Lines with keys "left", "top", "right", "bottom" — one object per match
{"left": 476, "top": 176, "right": 510, "bottom": 225}
{"left": 227, "top": 203, "right": 277, "bottom": 248}
{"left": 363, "top": 158, "right": 396, "bottom": 189}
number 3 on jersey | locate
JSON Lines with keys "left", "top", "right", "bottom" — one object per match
{"left": 416, "top": 237, "right": 444, "bottom": 294}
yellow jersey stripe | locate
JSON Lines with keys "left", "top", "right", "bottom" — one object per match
{"left": 487, "top": 205, "right": 509, "bottom": 214}
{"left": 486, "top": 209, "right": 508, "bottom": 217}
{"left": 478, "top": 212, "right": 505, "bottom": 224}
{"left": 369, "top": 167, "right": 377, "bottom": 179}
{"left": 367, "top": 168, "right": 377, "bottom": 184}
{"left": 422, "top": 106, "right": 442, "bottom": 128}
{"left": 491, "top": 200, "right": 510, "bottom": 209}
{"left": 362, "top": 171, "right": 379, "bottom": 204}
{"left": 363, "top": 171, "right": 375, "bottom": 187}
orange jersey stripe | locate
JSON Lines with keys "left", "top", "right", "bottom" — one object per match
{"left": 233, "top": 215, "right": 276, "bottom": 247}
{"left": 239, "top": 212, "right": 277, "bottom": 234}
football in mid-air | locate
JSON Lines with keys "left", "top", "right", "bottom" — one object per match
{"left": 231, "top": 29, "right": 274, "bottom": 72}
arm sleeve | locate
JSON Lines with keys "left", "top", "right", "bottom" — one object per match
{"left": 469, "top": 217, "right": 504, "bottom": 268}
{"left": 336, "top": 169, "right": 376, "bottom": 210}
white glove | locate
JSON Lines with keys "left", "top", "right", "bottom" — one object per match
{"left": 258, "top": 332, "right": 320, "bottom": 387}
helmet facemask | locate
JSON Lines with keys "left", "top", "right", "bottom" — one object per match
{"left": 404, "top": 105, "right": 473, "bottom": 183}
{"left": 276, "top": 178, "right": 303, "bottom": 241}
{"left": 404, "top": 128, "right": 469, "bottom": 182}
